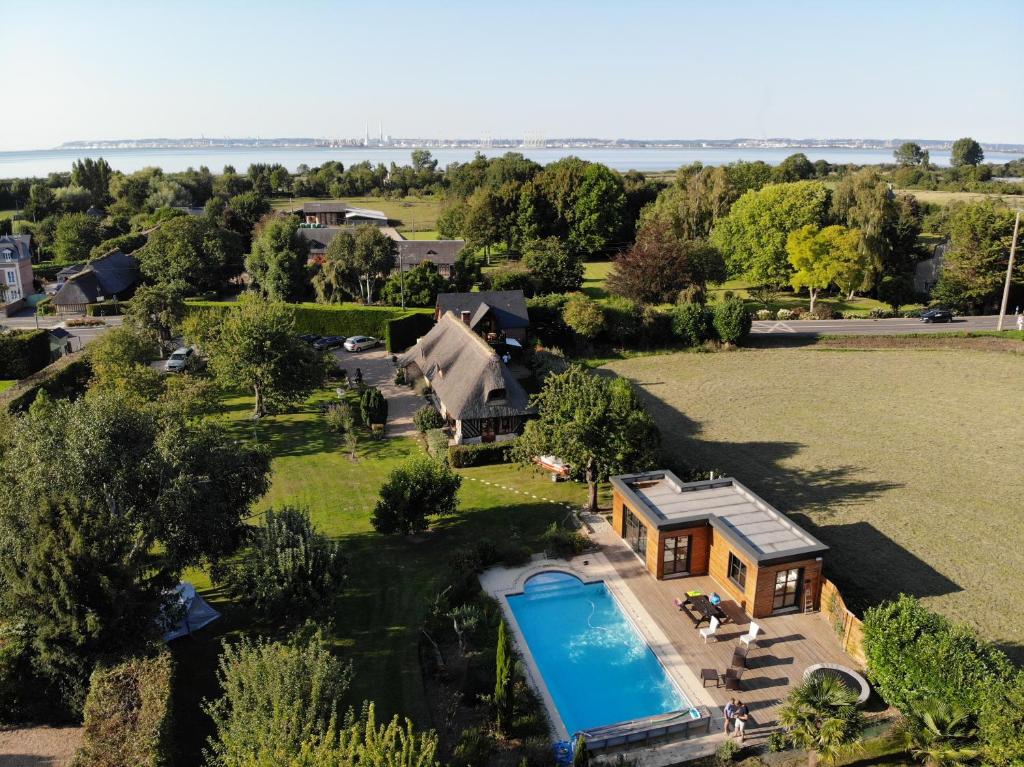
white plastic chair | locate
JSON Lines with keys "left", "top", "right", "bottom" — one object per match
{"left": 699, "top": 616, "right": 720, "bottom": 643}
{"left": 739, "top": 621, "right": 761, "bottom": 649}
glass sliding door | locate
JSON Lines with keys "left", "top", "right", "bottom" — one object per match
{"left": 662, "top": 535, "right": 691, "bottom": 576}
{"left": 773, "top": 567, "right": 802, "bottom": 612}
{"left": 624, "top": 509, "right": 647, "bottom": 558}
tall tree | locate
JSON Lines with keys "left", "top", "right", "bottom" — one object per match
{"left": 463, "top": 187, "right": 501, "bottom": 263}
{"left": 523, "top": 236, "right": 584, "bottom": 294}
{"left": 494, "top": 620, "right": 515, "bottom": 736}
{"left": 246, "top": 214, "right": 310, "bottom": 302}
{"left": 933, "top": 201, "right": 1022, "bottom": 313}
{"left": 53, "top": 212, "right": 102, "bottom": 263}
{"left": 124, "top": 281, "right": 187, "bottom": 351}
{"left": 380, "top": 260, "right": 448, "bottom": 307}
{"left": 371, "top": 456, "right": 461, "bottom": 536}
{"left": 786, "top": 224, "right": 869, "bottom": 309}
{"left": 514, "top": 365, "right": 659, "bottom": 511}
{"left": 711, "top": 181, "right": 831, "bottom": 287}
{"left": 313, "top": 228, "right": 358, "bottom": 303}
{"left": 894, "top": 142, "right": 926, "bottom": 166}
{"left": 71, "top": 157, "right": 113, "bottom": 207}
{"left": 607, "top": 218, "right": 725, "bottom": 303}
{"left": 773, "top": 153, "right": 816, "bottom": 182}
{"left": 950, "top": 137, "right": 984, "bottom": 167}
{"left": 198, "top": 294, "right": 325, "bottom": 418}
{"left": 137, "top": 215, "right": 235, "bottom": 294}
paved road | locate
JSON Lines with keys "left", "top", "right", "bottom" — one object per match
{"left": 751, "top": 314, "right": 1021, "bottom": 337}
{"left": 1, "top": 314, "right": 121, "bottom": 351}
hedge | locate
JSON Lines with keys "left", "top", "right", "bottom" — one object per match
{"left": 32, "top": 260, "right": 80, "bottom": 281}
{"left": 76, "top": 652, "right": 174, "bottom": 767}
{"left": 0, "top": 329, "right": 51, "bottom": 379}
{"left": 184, "top": 300, "right": 432, "bottom": 351}
{"left": 385, "top": 310, "right": 434, "bottom": 352}
{"left": 86, "top": 299, "right": 128, "bottom": 317}
{"left": 448, "top": 439, "right": 517, "bottom": 468}
{"left": 1, "top": 352, "right": 92, "bottom": 414}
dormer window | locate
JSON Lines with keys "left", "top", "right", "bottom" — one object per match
{"left": 486, "top": 387, "right": 506, "bottom": 402}
{"left": 0, "top": 249, "right": 13, "bottom": 262}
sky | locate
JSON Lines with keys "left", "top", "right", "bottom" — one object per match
{"left": 4, "top": 0, "right": 1023, "bottom": 151}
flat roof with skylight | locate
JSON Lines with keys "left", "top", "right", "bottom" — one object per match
{"left": 610, "top": 471, "right": 828, "bottom": 564}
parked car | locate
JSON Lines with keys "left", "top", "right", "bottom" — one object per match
{"left": 298, "top": 333, "right": 321, "bottom": 345}
{"left": 165, "top": 347, "right": 194, "bottom": 372}
{"left": 313, "top": 336, "right": 346, "bottom": 351}
{"left": 344, "top": 335, "right": 379, "bottom": 352}
{"left": 920, "top": 308, "right": 954, "bottom": 323}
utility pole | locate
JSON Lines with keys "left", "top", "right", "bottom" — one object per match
{"left": 399, "top": 250, "right": 405, "bottom": 310}
{"left": 996, "top": 210, "right": 1021, "bottom": 331}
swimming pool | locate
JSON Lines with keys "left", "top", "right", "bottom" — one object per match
{"left": 506, "top": 571, "right": 690, "bottom": 736}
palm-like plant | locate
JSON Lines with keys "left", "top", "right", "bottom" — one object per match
{"left": 897, "top": 699, "right": 979, "bottom": 767}
{"left": 779, "top": 674, "right": 865, "bottom": 767}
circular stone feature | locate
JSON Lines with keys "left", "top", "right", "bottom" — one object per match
{"left": 803, "top": 663, "right": 871, "bottom": 706}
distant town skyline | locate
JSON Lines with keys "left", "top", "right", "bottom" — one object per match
{"left": 5, "top": 0, "right": 1023, "bottom": 152}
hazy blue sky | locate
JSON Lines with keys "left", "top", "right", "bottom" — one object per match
{"left": 5, "top": 0, "right": 1023, "bottom": 151}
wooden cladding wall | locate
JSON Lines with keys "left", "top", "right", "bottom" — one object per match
{"left": 820, "top": 578, "right": 866, "bottom": 665}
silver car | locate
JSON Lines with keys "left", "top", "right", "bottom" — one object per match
{"left": 165, "top": 347, "right": 193, "bottom": 372}
{"left": 344, "top": 335, "right": 378, "bottom": 352}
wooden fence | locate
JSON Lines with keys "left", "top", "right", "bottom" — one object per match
{"left": 819, "top": 578, "right": 866, "bottom": 666}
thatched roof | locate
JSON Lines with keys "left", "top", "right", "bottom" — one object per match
{"left": 397, "top": 312, "right": 531, "bottom": 420}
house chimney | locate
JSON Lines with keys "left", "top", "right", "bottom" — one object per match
{"left": 460, "top": 310, "right": 471, "bottom": 325}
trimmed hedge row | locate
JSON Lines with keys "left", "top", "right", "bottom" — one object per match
{"left": 86, "top": 299, "right": 128, "bottom": 317}
{"left": 185, "top": 300, "right": 433, "bottom": 352}
{"left": 0, "top": 329, "right": 51, "bottom": 379}
{"left": 448, "top": 439, "right": 517, "bottom": 468}
{"left": 76, "top": 652, "right": 174, "bottom": 767}
{"left": 31, "top": 260, "right": 80, "bottom": 281}
{"left": 1, "top": 353, "right": 92, "bottom": 414}
{"left": 385, "top": 310, "right": 435, "bottom": 352}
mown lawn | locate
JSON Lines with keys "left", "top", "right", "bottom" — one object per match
{"left": 897, "top": 188, "right": 1024, "bottom": 209}
{"left": 603, "top": 348, "right": 1024, "bottom": 662}
{"left": 271, "top": 195, "right": 444, "bottom": 231}
{"left": 172, "top": 389, "right": 588, "bottom": 765}
{"left": 0, "top": 380, "right": 15, "bottom": 393}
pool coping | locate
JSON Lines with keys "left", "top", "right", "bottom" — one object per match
{"left": 480, "top": 538, "right": 717, "bottom": 743}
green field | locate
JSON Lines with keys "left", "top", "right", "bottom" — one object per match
{"left": 0, "top": 380, "right": 15, "bottom": 393}
{"left": 603, "top": 348, "right": 1024, "bottom": 662}
{"left": 172, "top": 390, "right": 587, "bottom": 763}
{"left": 897, "top": 188, "right": 1024, "bottom": 209}
{"left": 0, "top": 210, "right": 16, "bottom": 220}
{"left": 271, "top": 195, "right": 444, "bottom": 232}
{"left": 401, "top": 230, "right": 440, "bottom": 240}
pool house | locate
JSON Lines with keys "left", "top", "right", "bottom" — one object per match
{"left": 610, "top": 471, "right": 828, "bottom": 619}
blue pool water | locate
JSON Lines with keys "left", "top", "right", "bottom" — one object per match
{"left": 506, "top": 571, "right": 688, "bottom": 735}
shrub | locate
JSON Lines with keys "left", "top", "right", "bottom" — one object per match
{"left": 670, "top": 303, "right": 713, "bottom": 347}
{"left": 789, "top": 306, "right": 806, "bottom": 319}
{"left": 452, "top": 726, "right": 494, "bottom": 767}
{"left": 755, "top": 309, "right": 772, "bottom": 320}
{"left": 540, "top": 523, "right": 589, "bottom": 559}
{"left": 0, "top": 622, "right": 66, "bottom": 723}
{"left": 203, "top": 634, "right": 352, "bottom": 765}
{"left": 359, "top": 386, "right": 388, "bottom": 426}
{"left": 979, "top": 671, "right": 1024, "bottom": 767}
{"left": 1, "top": 354, "right": 92, "bottom": 414}
{"left": 713, "top": 299, "right": 752, "bottom": 345}
{"left": 371, "top": 456, "right": 461, "bottom": 535}
{"left": 806, "top": 303, "right": 838, "bottom": 320}
{"left": 715, "top": 738, "right": 741, "bottom": 765}
{"left": 218, "top": 507, "right": 345, "bottom": 622}
{"left": 425, "top": 428, "right": 449, "bottom": 462}
{"left": 413, "top": 404, "right": 444, "bottom": 433}
{"left": 862, "top": 594, "right": 1013, "bottom": 716}
{"left": 86, "top": 299, "right": 128, "bottom": 317}
{"left": 77, "top": 652, "right": 174, "bottom": 767}
{"left": 776, "top": 308, "right": 793, "bottom": 321}
{"left": 766, "top": 729, "right": 790, "bottom": 752}
{"left": 562, "top": 294, "right": 605, "bottom": 343}
{"left": 602, "top": 297, "right": 644, "bottom": 347}
{"left": 393, "top": 368, "right": 405, "bottom": 386}
{"left": 0, "top": 329, "right": 50, "bottom": 379}
{"left": 448, "top": 439, "right": 515, "bottom": 468}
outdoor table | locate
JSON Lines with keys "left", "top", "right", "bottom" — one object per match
{"left": 700, "top": 668, "right": 720, "bottom": 688}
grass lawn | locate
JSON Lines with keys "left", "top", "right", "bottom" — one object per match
{"left": 0, "top": 380, "right": 15, "bottom": 394}
{"left": 172, "top": 389, "right": 588, "bottom": 764}
{"left": 602, "top": 348, "right": 1024, "bottom": 662}
{"left": 0, "top": 209, "right": 16, "bottom": 220}
{"left": 897, "top": 188, "right": 1024, "bottom": 209}
{"left": 401, "top": 230, "right": 440, "bottom": 240}
{"left": 582, "top": 260, "right": 613, "bottom": 300}
{"left": 707, "top": 278, "right": 911, "bottom": 316}
{"left": 270, "top": 195, "right": 444, "bottom": 231}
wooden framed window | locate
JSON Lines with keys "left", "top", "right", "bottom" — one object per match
{"left": 727, "top": 552, "right": 747, "bottom": 590}
{"left": 663, "top": 535, "right": 691, "bottom": 576}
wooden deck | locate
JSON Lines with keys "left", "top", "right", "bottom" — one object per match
{"left": 593, "top": 520, "right": 858, "bottom": 744}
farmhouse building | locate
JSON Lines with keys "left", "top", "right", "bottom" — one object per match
{"left": 610, "top": 471, "right": 828, "bottom": 619}
{"left": 301, "top": 202, "right": 389, "bottom": 227}
{"left": 395, "top": 239, "right": 465, "bottom": 278}
{"left": 50, "top": 249, "right": 140, "bottom": 315}
{"left": 397, "top": 311, "right": 532, "bottom": 444}
{"left": 434, "top": 290, "right": 529, "bottom": 344}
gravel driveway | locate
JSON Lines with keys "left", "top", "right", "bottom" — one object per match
{"left": 331, "top": 347, "right": 423, "bottom": 438}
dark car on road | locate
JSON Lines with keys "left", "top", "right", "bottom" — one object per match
{"left": 313, "top": 336, "right": 346, "bottom": 351}
{"left": 920, "top": 308, "right": 954, "bottom": 323}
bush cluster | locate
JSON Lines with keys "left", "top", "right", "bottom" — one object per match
{"left": 424, "top": 427, "right": 449, "bottom": 462}
{"left": 86, "top": 299, "right": 128, "bottom": 317}
{"left": 540, "top": 522, "right": 590, "bottom": 559}
{"left": 413, "top": 404, "right": 444, "bottom": 433}
{"left": 670, "top": 303, "right": 714, "bottom": 347}
{"left": 448, "top": 439, "right": 516, "bottom": 468}
{"left": 1, "top": 355, "right": 92, "bottom": 414}
{"left": 76, "top": 652, "right": 174, "bottom": 767}
{"left": 712, "top": 298, "right": 752, "bottom": 344}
